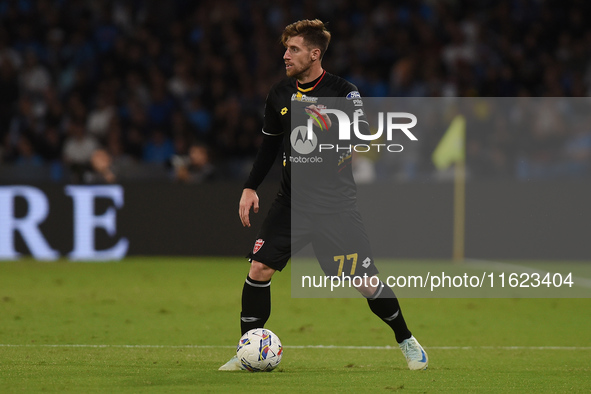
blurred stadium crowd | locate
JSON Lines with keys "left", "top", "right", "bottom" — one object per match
{"left": 0, "top": 0, "right": 590, "bottom": 183}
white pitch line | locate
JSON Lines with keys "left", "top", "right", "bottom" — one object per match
{"left": 0, "top": 344, "right": 590, "bottom": 350}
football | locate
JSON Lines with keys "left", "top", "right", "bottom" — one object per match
{"left": 236, "top": 328, "right": 283, "bottom": 372}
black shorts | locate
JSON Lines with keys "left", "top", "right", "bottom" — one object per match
{"left": 247, "top": 199, "right": 379, "bottom": 277}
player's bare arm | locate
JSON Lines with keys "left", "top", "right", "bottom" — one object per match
{"left": 239, "top": 188, "right": 259, "bottom": 227}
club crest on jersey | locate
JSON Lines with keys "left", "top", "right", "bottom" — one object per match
{"left": 253, "top": 239, "right": 264, "bottom": 254}
{"left": 291, "top": 92, "right": 318, "bottom": 103}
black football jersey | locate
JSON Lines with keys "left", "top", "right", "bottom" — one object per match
{"left": 262, "top": 71, "right": 370, "bottom": 213}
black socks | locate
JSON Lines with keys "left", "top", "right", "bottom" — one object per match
{"left": 240, "top": 276, "right": 271, "bottom": 335}
{"left": 240, "top": 275, "right": 411, "bottom": 344}
{"left": 366, "top": 282, "right": 412, "bottom": 343}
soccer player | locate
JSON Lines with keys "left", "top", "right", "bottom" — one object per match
{"left": 219, "top": 19, "right": 428, "bottom": 371}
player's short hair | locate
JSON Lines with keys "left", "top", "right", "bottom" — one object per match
{"left": 281, "top": 19, "right": 331, "bottom": 59}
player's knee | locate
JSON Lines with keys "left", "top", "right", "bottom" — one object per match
{"left": 354, "top": 276, "right": 381, "bottom": 298}
{"left": 355, "top": 285, "right": 377, "bottom": 298}
{"left": 249, "top": 260, "right": 275, "bottom": 281}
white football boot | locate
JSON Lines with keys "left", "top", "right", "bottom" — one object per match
{"left": 218, "top": 355, "right": 244, "bottom": 371}
{"left": 398, "top": 335, "right": 428, "bottom": 370}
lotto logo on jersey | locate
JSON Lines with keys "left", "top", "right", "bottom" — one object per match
{"left": 253, "top": 239, "right": 264, "bottom": 254}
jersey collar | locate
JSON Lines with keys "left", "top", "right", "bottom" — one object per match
{"left": 296, "top": 70, "right": 326, "bottom": 93}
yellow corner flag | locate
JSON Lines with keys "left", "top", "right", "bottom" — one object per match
{"left": 432, "top": 115, "right": 466, "bottom": 170}
{"left": 433, "top": 115, "right": 467, "bottom": 262}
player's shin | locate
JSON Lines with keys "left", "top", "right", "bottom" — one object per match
{"left": 366, "top": 282, "right": 412, "bottom": 343}
{"left": 240, "top": 276, "right": 271, "bottom": 335}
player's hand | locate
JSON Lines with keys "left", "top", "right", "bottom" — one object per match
{"left": 239, "top": 188, "right": 259, "bottom": 227}
{"left": 305, "top": 105, "right": 332, "bottom": 129}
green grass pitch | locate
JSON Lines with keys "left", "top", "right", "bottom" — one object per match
{"left": 0, "top": 257, "right": 590, "bottom": 392}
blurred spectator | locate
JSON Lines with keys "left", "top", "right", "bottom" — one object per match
{"left": 15, "top": 135, "right": 43, "bottom": 167}
{"left": 168, "top": 60, "right": 199, "bottom": 101}
{"left": 172, "top": 143, "right": 216, "bottom": 184}
{"left": 44, "top": 89, "right": 65, "bottom": 129}
{"left": 38, "top": 126, "right": 63, "bottom": 162}
{"left": 38, "top": 126, "right": 64, "bottom": 181}
{"left": 125, "top": 71, "right": 150, "bottom": 106}
{"left": 19, "top": 50, "right": 51, "bottom": 96}
{"left": 0, "top": 0, "right": 589, "bottom": 182}
{"left": 124, "top": 126, "right": 145, "bottom": 160}
{"left": 563, "top": 117, "right": 591, "bottom": 177}
{"left": 6, "top": 97, "right": 42, "bottom": 156}
{"left": 0, "top": 56, "right": 19, "bottom": 142}
{"left": 143, "top": 129, "right": 174, "bottom": 165}
{"left": 86, "top": 93, "right": 115, "bottom": 141}
{"left": 146, "top": 84, "right": 175, "bottom": 128}
{"left": 185, "top": 96, "right": 212, "bottom": 138}
{"left": 0, "top": 30, "right": 22, "bottom": 68}
{"left": 106, "top": 131, "right": 135, "bottom": 174}
{"left": 62, "top": 121, "right": 100, "bottom": 183}
{"left": 84, "top": 148, "right": 117, "bottom": 184}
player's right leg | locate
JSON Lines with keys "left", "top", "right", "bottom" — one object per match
{"left": 218, "top": 260, "right": 276, "bottom": 371}
{"left": 219, "top": 200, "right": 293, "bottom": 371}
{"left": 240, "top": 260, "right": 275, "bottom": 334}
{"left": 238, "top": 200, "right": 293, "bottom": 336}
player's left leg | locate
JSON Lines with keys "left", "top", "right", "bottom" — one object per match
{"left": 360, "top": 278, "right": 428, "bottom": 370}
{"left": 313, "top": 209, "right": 428, "bottom": 370}
{"left": 358, "top": 278, "right": 411, "bottom": 343}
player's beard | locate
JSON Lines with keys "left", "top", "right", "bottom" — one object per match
{"left": 286, "top": 60, "right": 313, "bottom": 80}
